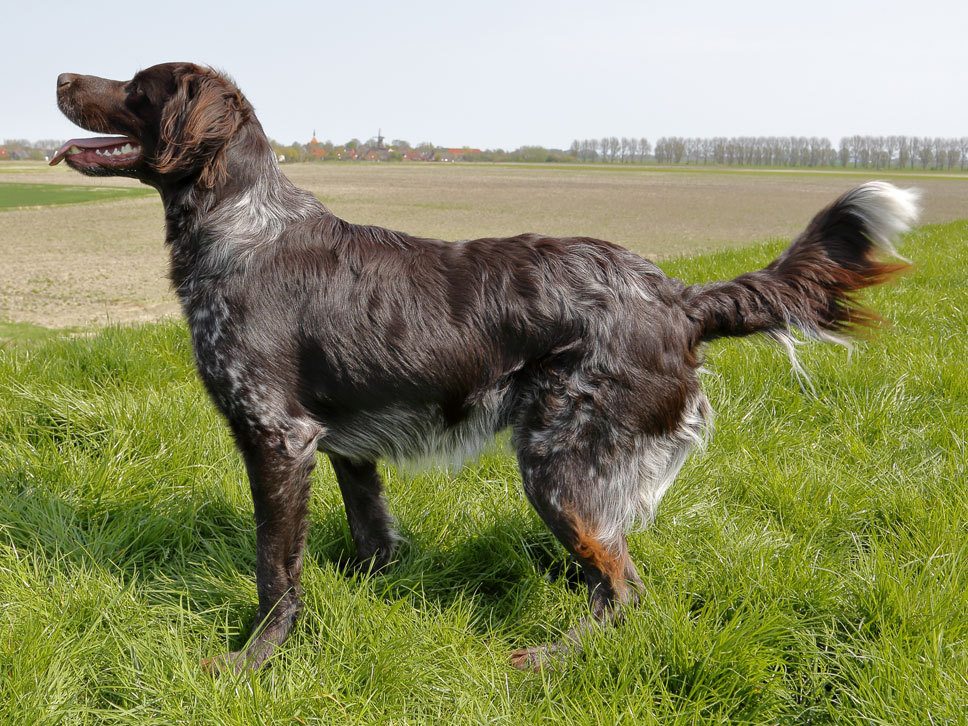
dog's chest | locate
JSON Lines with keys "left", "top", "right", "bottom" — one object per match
{"left": 183, "top": 289, "right": 310, "bottom": 445}
{"left": 185, "top": 292, "right": 249, "bottom": 415}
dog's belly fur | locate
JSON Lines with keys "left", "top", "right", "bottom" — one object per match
{"left": 319, "top": 398, "right": 509, "bottom": 467}
{"left": 315, "top": 367, "right": 712, "bottom": 537}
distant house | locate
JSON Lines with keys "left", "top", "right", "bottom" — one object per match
{"left": 442, "top": 147, "right": 483, "bottom": 161}
{"left": 0, "top": 148, "right": 7, "bottom": 159}
{"left": 307, "top": 136, "right": 327, "bottom": 159}
{"left": 305, "top": 132, "right": 479, "bottom": 163}
{"left": 359, "top": 146, "right": 395, "bottom": 162}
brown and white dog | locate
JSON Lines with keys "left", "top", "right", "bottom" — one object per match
{"left": 53, "top": 63, "right": 918, "bottom": 673}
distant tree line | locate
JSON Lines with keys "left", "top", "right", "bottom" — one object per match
{"left": 567, "top": 137, "right": 653, "bottom": 163}
{"left": 653, "top": 136, "right": 836, "bottom": 167}
{"left": 838, "top": 136, "right": 968, "bottom": 170}
{"left": 650, "top": 135, "right": 968, "bottom": 171}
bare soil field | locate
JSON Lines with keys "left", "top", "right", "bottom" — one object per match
{"left": 2, "top": 162, "right": 966, "bottom": 328}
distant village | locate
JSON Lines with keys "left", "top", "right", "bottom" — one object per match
{"left": 272, "top": 130, "right": 494, "bottom": 164}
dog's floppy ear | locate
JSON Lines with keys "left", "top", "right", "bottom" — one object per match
{"left": 155, "top": 67, "right": 246, "bottom": 188}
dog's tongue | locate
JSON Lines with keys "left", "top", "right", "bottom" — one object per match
{"left": 50, "top": 136, "right": 135, "bottom": 166}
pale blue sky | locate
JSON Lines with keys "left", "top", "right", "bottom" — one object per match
{"left": 3, "top": 0, "right": 966, "bottom": 149}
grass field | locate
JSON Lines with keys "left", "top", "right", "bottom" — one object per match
{"left": 0, "top": 182, "right": 152, "bottom": 209}
{"left": 0, "top": 217, "right": 964, "bottom": 723}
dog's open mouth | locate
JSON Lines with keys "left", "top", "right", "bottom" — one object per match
{"left": 50, "top": 136, "right": 142, "bottom": 169}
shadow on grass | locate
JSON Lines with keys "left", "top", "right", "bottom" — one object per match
{"left": 0, "top": 463, "right": 580, "bottom": 647}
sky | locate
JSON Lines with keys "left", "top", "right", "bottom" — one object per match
{"left": 3, "top": 0, "right": 967, "bottom": 150}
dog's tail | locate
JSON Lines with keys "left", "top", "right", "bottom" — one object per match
{"left": 682, "top": 181, "right": 919, "bottom": 364}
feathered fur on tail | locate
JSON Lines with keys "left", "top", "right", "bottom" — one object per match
{"left": 683, "top": 182, "right": 920, "bottom": 364}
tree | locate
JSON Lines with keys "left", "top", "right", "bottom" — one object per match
{"left": 607, "top": 136, "right": 620, "bottom": 162}
{"left": 670, "top": 137, "right": 685, "bottom": 164}
{"left": 917, "top": 138, "right": 933, "bottom": 169}
{"left": 885, "top": 135, "right": 899, "bottom": 169}
{"left": 897, "top": 136, "right": 910, "bottom": 170}
{"left": 712, "top": 137, "right": 726, "bottom": 165}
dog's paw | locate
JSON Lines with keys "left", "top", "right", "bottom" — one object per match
{"left": 509, "top": 646, "right": 541, "bottom": 672}
{"left": 201, "top": 651, "right": 246, "bottom": 676}
{"left": 201, "top": 646, "right": 271, "bottom": 675}
{"left": 509, "top": 643, "right": 568, "bottom": 672}
{"left": 348, "top": 538, "right": 407, "bottom": 576}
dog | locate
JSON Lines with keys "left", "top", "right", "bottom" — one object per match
{"left": 52, "top": 63, "right": 919, "bottom": 673}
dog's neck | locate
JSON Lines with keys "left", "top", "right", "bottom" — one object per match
{"left": 160, "top": 120, "right": 327, "bottom": 302}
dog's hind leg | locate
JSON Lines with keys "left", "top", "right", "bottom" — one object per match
{"left": 509, "top": 423, "right": 645, "bottom": 672}
{"left": 203, "top": 417, "right": 321, "bottom": 674}
{"left": 330, "top": 455, "right": 401, "bottom": 571}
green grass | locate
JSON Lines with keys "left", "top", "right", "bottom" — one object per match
{"left": 0, "top": 320, "right": 87, "bottom": 346}
{"left": 0, "top": 182, "right": 153, "bottom": 209}
{"left": 0, "top": 221, "right": 966, "bottom": 724}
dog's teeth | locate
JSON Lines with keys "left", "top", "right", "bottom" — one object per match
{"left": 112, "top": 148, "right": 122, "bottom": 156}
{"left": 121, "top": 144, "right": 132, "bottom": 154}
{"left": 95, "top": 149, "right": 104, "bottom": 156}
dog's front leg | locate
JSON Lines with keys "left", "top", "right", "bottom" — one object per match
{"left": 204, "top": 423, "right": 318, "bottom": 674}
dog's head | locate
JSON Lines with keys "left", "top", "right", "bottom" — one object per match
{"left": 52, "top": 63, "right": 249, "bottom": 188}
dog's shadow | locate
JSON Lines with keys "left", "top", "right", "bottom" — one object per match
{"left": 1, "top": 464, "right": 582, "bottom": 646}
{"left": 304, "top": 502, "right": 584, "bottom": 632}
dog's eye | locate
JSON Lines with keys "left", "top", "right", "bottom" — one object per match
{"left": 126, "top": 83, "right": 145, "bottom": 99}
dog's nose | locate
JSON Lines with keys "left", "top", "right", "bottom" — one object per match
{"left": 57, "top": 73, "right": 77, "bottom": 90}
